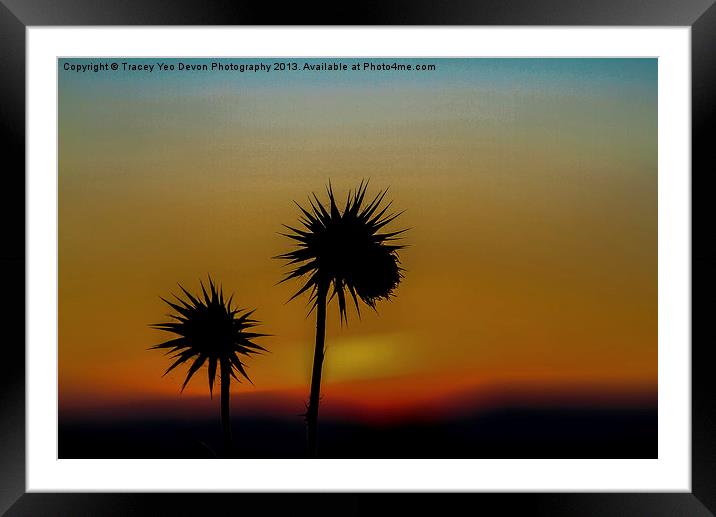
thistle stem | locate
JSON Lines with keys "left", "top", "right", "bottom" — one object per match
{"left": 220, "top": 358, "right": 232, "bottom": 456}
{"left": 307, "top": 280, "right": 328, "bottom": 457}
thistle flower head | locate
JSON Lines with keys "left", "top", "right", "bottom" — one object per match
{"left": 150, "top": 276, "right": 267, "bottom": 394}
{"left": 277, "top": 180, "right": 407, "bottom": 322}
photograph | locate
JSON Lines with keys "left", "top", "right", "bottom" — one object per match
{"left": 57, "top": 57, "right": 657, "bottom": 460}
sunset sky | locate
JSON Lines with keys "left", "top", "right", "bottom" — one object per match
{"left": 58, "top": 58, "right": 657, "bottom": 424}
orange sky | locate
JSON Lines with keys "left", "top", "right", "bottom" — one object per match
{"left": 58, "top": 58, "right": 657, "bottom": 422}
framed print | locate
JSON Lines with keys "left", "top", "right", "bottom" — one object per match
{"left": 2, "top": 1, "right": 714, "bottom": 515}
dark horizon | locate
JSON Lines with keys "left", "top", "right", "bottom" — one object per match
{"left": 59, "top": 385, "right": 657, "bottom": 459}
{"left": 59, "top": 402, "right": 657, "bottom": 459}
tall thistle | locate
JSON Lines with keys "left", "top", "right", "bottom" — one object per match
{"left": 149, "top": 277, "right": 267, "bottom": 455}
{"left": 277, "top": 180, "right": 406, "bottom": 456}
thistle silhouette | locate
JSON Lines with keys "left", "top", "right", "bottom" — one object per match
{"left": 149, "top": 276, "right": 267, "bottom": 456}
{"left": 277, "top": 180, "right": 407, "bottom": 457}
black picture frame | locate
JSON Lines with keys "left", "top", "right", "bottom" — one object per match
{"left": 1, "top": 1, "right": 713, "bottom": 515}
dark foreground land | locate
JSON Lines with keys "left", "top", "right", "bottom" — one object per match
{"left": 59, "top": 405, "right": 657, "bottom": 458}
